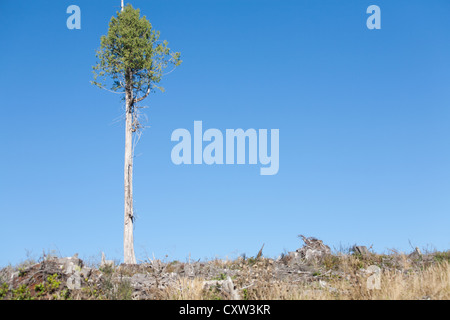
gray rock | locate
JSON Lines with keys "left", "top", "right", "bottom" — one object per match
{"left": 66, "top": 272, "right": 82, "bottom": 290}
{"left": 55, "top": 254, "right": 83, "bottom": 274}
{"left": 46, "top": 254, "right": 86, "bottom": 290}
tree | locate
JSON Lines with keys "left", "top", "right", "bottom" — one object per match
{"left": 92, "top": 3, "right": 182, "bottom": 264}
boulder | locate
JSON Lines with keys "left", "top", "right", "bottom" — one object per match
{"left": 66, "top": 272, "right": 82, "bottom": 290}
{"left": 55, "top": 254, "right": 83, "bottom": 274}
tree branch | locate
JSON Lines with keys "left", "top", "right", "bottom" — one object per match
{"left": 100, "top": 86, "right": 125, "bottom": 95}
{"left": 134, "top": 83, "right": 151, "bottom": 103}
{"left": 163, "top": 66, "right": 177, "bottom": 76}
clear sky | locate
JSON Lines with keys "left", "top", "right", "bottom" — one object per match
{"left": 1, "top": 0, "right": 449, "bottom": 267}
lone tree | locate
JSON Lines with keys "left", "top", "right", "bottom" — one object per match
{"left": 92, "top": 3, "right": 182, "bottom": 264}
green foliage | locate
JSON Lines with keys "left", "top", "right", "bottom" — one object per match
{"left": 242, "top": 288, "right": 249, "bottom": 300}
{"left": 12, "top": 284, "right": 33, "bottom": 300}
{"left": 99, "top": 263, "right": 115, "bottom": 275}
{"left": 213, "top": 273, "right": 227, "bottom": 281}
{"left": 18, "top": 267, "right": 27, "bottom": 277}
{"left": 34, "top": 273, "right": 61, "bottom": 298}
{"left": 100, "top": 276, "right": 133, "bottom": 300}
{"left": 60, "top": 289, "right": 71, "bottom": 300}
{"left": 34, "top": 283, "right": 45, "bottom": 296}
{"left": 434, "top": 251, "right": 450, "bottom": 264}
{"left": 0, "top": 283, "right": 9, "bottom": 299}
{"left": 82, "top": 286, "right": 104, "bottom": 300}
{"left": 92, "top": 4, "right": 182, "bottom": 99}
{"left": 246, "top": 257, "right": 257, "bottom": 266}
{"left": 207, "top": 286, "right": 223, "bottom": 301}
{"left": 97, "top": 265, "right": 132, "bottom": 300}
{"left": 115, "top": 280, "right": 133, "bottom": 300}
{"left": 46, "top": 274, "right": 61, "bottom": 292}
{"left": 322, "top": 255, "right": 341, "bottom": 270}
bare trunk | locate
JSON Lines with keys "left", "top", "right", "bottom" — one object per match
{"left": 124, "top": 71, "right": 136, "bottom": 264}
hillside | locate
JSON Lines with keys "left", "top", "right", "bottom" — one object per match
{"left": 1, "top": 236, "right": 449, "bottom": 300}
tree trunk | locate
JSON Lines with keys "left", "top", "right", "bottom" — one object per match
{"left": 124, "top": 72, "right": 136, "bottom": 264}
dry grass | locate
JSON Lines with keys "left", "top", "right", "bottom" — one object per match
{"left": 159, "top": 278, "right": 208, "bottom": 300}
{"left": 151, "top": 254, "right": 450, "bottom": 300}
{"left": 1, "top": 249, "right": 449, "bottom": 300}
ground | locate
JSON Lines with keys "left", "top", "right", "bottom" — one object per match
{"left": 1, "top": 238, "right": 449, "bottom": 300}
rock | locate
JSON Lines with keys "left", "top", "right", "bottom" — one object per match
{"left": 53, "top": 254, "right": 85, "bottom": 290}
{"left": 67, "top": 272, "right": 82, "bottom": 290}
{"left": 55, "top": 254, "right": 83, "bottom": 274}
{"left": 41, "top": 254, "right": 88, "bottom": 290}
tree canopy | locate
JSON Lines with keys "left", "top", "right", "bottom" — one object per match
{"left": 92, "top": 4, "right": 182, "bottom": 102}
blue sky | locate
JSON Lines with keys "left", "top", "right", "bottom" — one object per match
{"left": 0, "top": 0, "right": 449, "bottom": 266}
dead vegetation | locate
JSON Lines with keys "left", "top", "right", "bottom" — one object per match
{"left": 1, "top": 237, "right": 449, "bottom": 300}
